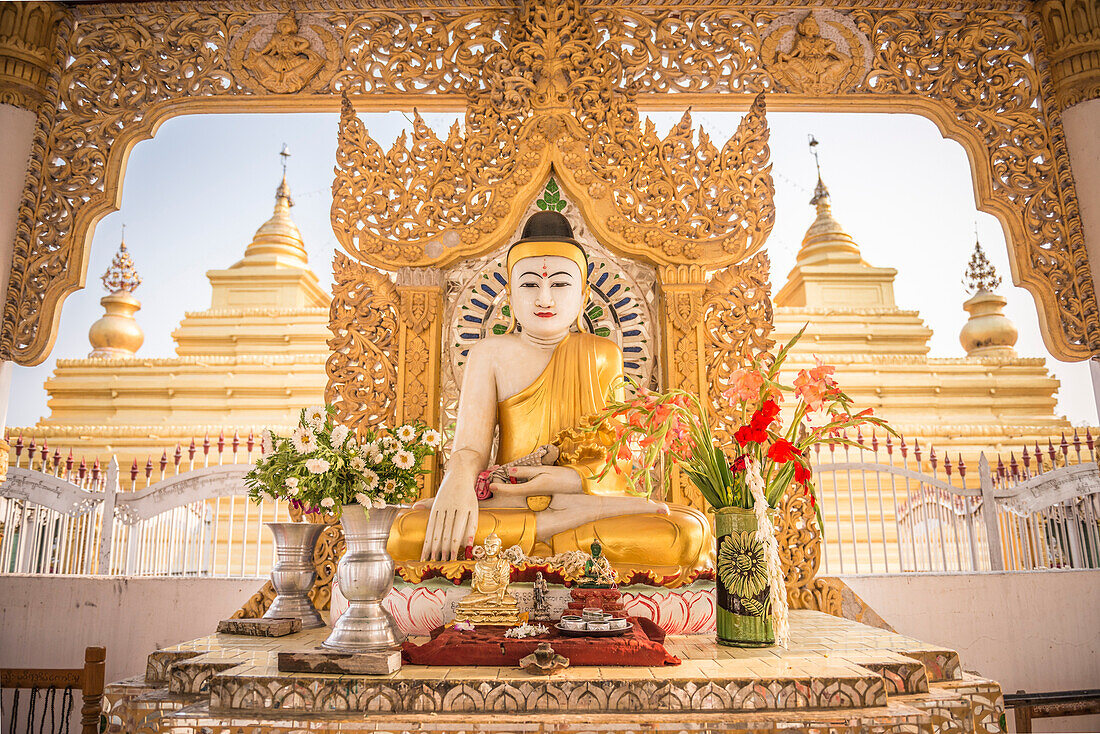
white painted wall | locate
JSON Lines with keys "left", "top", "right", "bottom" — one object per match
{"left": 844, "top": 570, "right": 1100, "bottom": 733}
{"left": 0, "top": 575, "right": 262, "bottom": 682}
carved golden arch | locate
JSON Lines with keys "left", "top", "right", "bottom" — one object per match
{"left": 1, "top": 0, "right": 1097, "bottom": 366}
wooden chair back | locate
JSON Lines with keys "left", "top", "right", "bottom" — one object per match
{"left": 0, "top": 646, "right": 105, "bottom": 734}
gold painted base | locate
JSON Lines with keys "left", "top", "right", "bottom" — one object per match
{"left": 454, "top": 604, "right": 522, "bottom": 626}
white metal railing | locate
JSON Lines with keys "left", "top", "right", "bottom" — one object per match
{"left": 2, "top": 429, "right": 1098, "bottom": 577}
{"left": 0, "top": 433, "right": 283, "bottom": 576}
{"left": 811, "top": 430, "right": 1100, "bottom": 575}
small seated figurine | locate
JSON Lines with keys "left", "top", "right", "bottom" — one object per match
{"left": 389, "top": 211, "right": 714, "bottom": 585}
{"left": 580, "top": 540, "right": 617, "bottom": 588}
{"left": 454, "top": 533, "right": 522, "bottom": 626}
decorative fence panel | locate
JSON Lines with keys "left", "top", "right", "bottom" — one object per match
{"left": 811, "top": 432, "right": 1100, "bottom": 575}
{"left": 0, "top": 440, "right": 286, "bottom": 577}
{"left": 1, "top": 430, "right": 1098, "bottom": 577}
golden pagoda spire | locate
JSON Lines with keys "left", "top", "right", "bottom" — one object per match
{"left": 795, "top": 136, "right": 863, "bottom": 266}
{"left": 88, "top": 233, "right": 144, "bottom": 358}
{"left": 236, "top": 145, "right": 309, "bottom": 268}
{"left": 960, "top": 233, "right": 1018, "bottom": 358}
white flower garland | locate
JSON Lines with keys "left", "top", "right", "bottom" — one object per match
{"left": 504, "top": 623, "right": 549, "bottom": 638}
{"left": 746, "top": 458, "right": 790, "bottom": 648}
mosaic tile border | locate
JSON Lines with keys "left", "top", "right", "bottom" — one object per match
{"left": 207, "top": 669, "right": 888, "bottom": 714}
{"left": 938, "top": 674, "right": 1005, "bottom": 734}
{"left": 146, "top": 650, "right": 201, "bottom": 684}
{"left": 162, "top": 700, "right": 934, "bottom": 734}
{"left": 900, "top": 688, "right": 973, "bottom": 734}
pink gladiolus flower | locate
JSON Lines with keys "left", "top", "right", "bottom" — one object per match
{"left": 794, "top": 360, "right": 837, "bottom": 411}
{"left": 723, "top": 368, "right": 765, "bottom": 404}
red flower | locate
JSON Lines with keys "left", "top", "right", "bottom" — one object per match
{"left": 736, "top": 399, "right": 780, "bottom": 446}
{"left": 729, "top": 455, "right": 748, "bottom": 473}
{"left": 751, "top": 400, "right": 780, "bottom": 429}
{"left": 793, "top": 461, "right": 811, "bottom": 484}
{"left": 735, "top": 424, "right": 767, "bottom": 446}
{"left": 767, "top": 438, "right": 802, "bottom": 464}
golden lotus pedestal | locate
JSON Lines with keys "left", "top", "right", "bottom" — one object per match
{"left": 104, "top": 610, "right": 1002, "bottom": 733}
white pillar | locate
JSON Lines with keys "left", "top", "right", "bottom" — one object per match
{"left": 0, "top": 104, "right": 38, "bottom": 429}
{"left": 1062, "top": 99, "right": 1100, "bottom": 420}
{"left": 1091, "top": 358, "right": 1100, "bottom": 426}
{"left": 1062, "top": 99, "right": 1100, "bottom": 315}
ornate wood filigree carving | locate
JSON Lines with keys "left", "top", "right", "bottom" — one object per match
{"left": 331, "top": 80, "right": 774, "bottom": 272}
{"left": 7, "top": 0, "right": 1093, "bottom": 365}
{"left": 762, "top": 10, "right": 871, "bottom": 94}
{"left": 325, "top": 253, "right": 401, "bottom": 436}
{"left": 702, "top": 252, "right": 777, "bottom": 446}
{"left": 777, "top": 489, "right": 840, "bottom": 616}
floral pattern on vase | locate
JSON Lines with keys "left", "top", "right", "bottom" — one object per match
{"left": 715, "top": 507, "right": 774, "bottom": 647}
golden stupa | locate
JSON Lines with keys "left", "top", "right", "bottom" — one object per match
{"left": 17, "top": 172, "right": 330, "bottom": 469}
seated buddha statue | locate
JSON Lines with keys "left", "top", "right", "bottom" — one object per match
{"left": 453, "top": 533, "right": 521, "bottom": 626}
{"left": 388, "top": 211, "right": 714, "bottom": 584}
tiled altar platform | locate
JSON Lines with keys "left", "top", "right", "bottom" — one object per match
{"left": 105, "top": 610, "right": 1003, "bottom": 734}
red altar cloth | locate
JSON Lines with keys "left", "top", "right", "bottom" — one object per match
{"left": 401, "top": 617, "right": 680, "bottom": 667}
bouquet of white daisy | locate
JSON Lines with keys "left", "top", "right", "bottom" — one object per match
{"left": 245, "top": 404, "right": 441, "bottom": 517}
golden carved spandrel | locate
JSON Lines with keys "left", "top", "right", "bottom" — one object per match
{"left": 232, "top": 11, "right": 338, "bottom": 95}
{"left": 3, "top": 0, "right": 1096, "bottom": 366}
{"left": 762, "top": 11, "right": 870, "bottom": 95}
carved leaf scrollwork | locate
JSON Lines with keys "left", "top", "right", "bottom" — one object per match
{"left": 702, "top": 252, "right": 775, "bottom": 445}
{"left": 325, "top": 252, "right": 401, "bottom": 436}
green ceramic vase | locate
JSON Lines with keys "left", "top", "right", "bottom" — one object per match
{"left": 714, "top": 506, "right": 774, "bottom": 647}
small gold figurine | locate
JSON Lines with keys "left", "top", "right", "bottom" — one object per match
{"left": 454, "top": 533, "right": 522, "bottom": 626}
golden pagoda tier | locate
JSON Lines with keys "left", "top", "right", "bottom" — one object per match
{"left": 12, "top": 174, "right": 329, "bottom": 473}
{"left": 772, "top": 174, "right": 1069, "bottom": 447}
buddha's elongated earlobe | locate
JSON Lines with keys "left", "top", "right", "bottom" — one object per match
{"left": 504, "top": 291, "right": 517, "bottom": 334}
{"left": 576, "top": 288, "right": 590, "bottom": 332}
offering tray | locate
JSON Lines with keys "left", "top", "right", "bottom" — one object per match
{"left": 554, "top": 621, "right": 634, "bottom": 638}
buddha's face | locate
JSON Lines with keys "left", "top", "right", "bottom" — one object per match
{"left": 509, "top": 255, "right": 585, "bottom": 338}
{"left": 484, "top": 535, "right": 501, "bottom": 557}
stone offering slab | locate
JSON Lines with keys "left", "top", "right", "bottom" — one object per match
{"left": 277, "top": 649, "right": 401, "bottom": 675}
{"left": 108, "top": 610, "right": 1001, "bottom": 733}
{"left": 216, "top": 618, "right": 302, "bottom": 637}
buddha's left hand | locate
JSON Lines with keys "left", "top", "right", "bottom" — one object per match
{"left": 488, "top": 465, "right": 582, "bottom": 496}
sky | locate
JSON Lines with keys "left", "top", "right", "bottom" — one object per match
{"left": 6, "top": 108, "right": 1097, "bottom": 428}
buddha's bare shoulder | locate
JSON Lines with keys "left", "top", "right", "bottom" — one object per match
{"left": 467, "top": 333, "right": 526, "bottom": 364}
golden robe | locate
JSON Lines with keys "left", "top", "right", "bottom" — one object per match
{"left": 388, "top": 333, "right": 714, "bottom": 583}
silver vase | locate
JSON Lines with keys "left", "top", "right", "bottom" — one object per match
{"left": 323, "top": 504, "right": 407, "bottom": 652}
{"left": 263, "top": 521, "right": 326, "bottom": 629}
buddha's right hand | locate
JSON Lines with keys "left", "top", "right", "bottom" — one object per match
{"left": 421, "top": 483, "right": 479, "bottom": 562}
